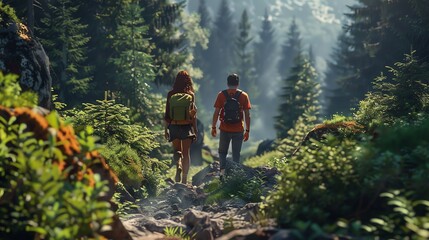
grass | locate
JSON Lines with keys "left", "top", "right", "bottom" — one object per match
{"left": 243, "top": 150, "right": 283, "bottom": 168}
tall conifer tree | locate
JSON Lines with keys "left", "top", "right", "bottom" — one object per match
{"left": 77, "top": 0, "right": 123, "bottom": 101}
{"left": 278, "top": 18, "right": 302, "bottom": 79}
{"left": 39, "top": 0, "right": 92, "bottom": 106}
{"left": 194, "top": 0, "right": 212, "bottom": 107}
{"left": 324, "top": 31, "right": 356, "bottom": 116}
{"left": 141, "top": 0, "right": 187, "bottom": 86}
{"left": 109, "top": 1, "right": 154, "bottom": 109}
{"left": 206, "top": 0, "right": 235, "bottom": 95}
{"left": 234, "top": 9, "right": 255, "bottom": 96}
{"left": 275, "top": 53, "right": 320, "bottom": 139}
{"left": 254, "top": 8, "right": 275, "bottom": 84}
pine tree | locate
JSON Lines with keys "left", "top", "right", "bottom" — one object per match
{"left": 109, "top": 1, "right": 154, "bottom": 111}
{"left": 275, "top": 53, "right": 320, "bottom": 139}
{"left": 206, "top": 0, "right": 235, "bottom": 93}
{"left": 141, "top": 0, "right": 187, "bottom": 86}
{"left": 194, "top": 0, "right": 211, "bottom": 70}
{"left": 77, "top": 0, "right": 124, "bottom": 101}
{"left": 38, "top": 0, "right": 92, "bottom": 107}
{"left": 329, "top": 0, "right": 429, "bottom": 115}
{"left": 355, "top": 52, "right": 429, "bottom": 126}
{"left": 278, "top": 18, "right": 302, "bottom": 79}
{"left": 5, "top": 0, "right": 46, "bottom": 35}
{"left": 253, "top": 8, "right": 276, "bottom": 85}
{"left": 324, "top": 31, "right": 356, "bottom": 116}
{"left": 194, "top": 0, "right": 211, "bottom": 107}
{"left": 234, "top": 9, "right": 255, "bottom": 96}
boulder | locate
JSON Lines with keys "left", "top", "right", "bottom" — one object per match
{"left": 0, "top": 16, "right": 52, "bottom": 109}
{"left": 192, "top": 160, "right": 259, "bottom": 187}
{"left": 256, "top": 139, "right": 276, "bottom": 156}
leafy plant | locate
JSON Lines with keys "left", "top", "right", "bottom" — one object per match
{"left": 0, "top": 72, "right": 37, "bottom": 107}
{"left": 205, "top": 169, "right": 267, "bottom": 203}
{"left": 355, "top": 52, "right": 429, "bottom": 128}
{"left": 164, "top": 226, "right": 190, "bottom": 240}
{"left": 64, "top": 99, "right": 167, "bottom": 197}
{"left": 0, "top": 73, "right": 114, "bottom": 239}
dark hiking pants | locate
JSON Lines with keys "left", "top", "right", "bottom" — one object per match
{"left": 218, "top": 130, "right": 244, "bottom": 170}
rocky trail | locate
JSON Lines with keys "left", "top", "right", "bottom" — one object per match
{"left": 121, "top": 161, "right": 285, "bottom": 240}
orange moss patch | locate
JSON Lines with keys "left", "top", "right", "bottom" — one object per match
{"left": 18, "top": 23, "right": 31, "bottom": 41}
{"left": 57, "top": 124, "right": 80, "bottom": 156}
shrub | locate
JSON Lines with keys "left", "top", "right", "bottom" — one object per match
{"left": 64, "top": 100, "right": 168, "bottom": 197}
{"left": 355, "top": 52, "right": 429, "bottom": 127}
{"left": 266, "top": 136, "right": 361, "bottom": 225}
{"left": 266, "top": 117, "right": 429, "bottom": 238}
{"left": 205, "top": 169, "right": 266, "bottom": 203}
{"left": 0, "top": 73, "right": 114, "bottom": 239}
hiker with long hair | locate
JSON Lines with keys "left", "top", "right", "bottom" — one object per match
{"left": 211, "top": 73, "right": 251, "bottom": 181}
{"left": 164, "top": 70, "right": 197, "bottom": 184}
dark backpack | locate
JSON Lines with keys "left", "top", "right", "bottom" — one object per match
{"left": 222, "top": 90, "right": 242, "bottom": 124}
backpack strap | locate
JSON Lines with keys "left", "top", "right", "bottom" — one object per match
{"left": 222, "top": 90, "right": 242, "bottom": 100}
{"left": 234, "top": 90, "right": 242, "bottom": 100}
{"left": 222, "top": 90, "right": 230, "bottom": 99}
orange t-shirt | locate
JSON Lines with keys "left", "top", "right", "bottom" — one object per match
{"left": 214, "top": 89, "right": 251, "bottom": 132}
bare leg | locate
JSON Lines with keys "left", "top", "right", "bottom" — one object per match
{"left": 181, "top": 138, "right": 192, "bottom": 184}
{"left": 172, "top": 140, "right": 182, "bottom": 182}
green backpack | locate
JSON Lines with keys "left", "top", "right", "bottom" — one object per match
{"left": 169, "top": 93, "right": 194, "bottom": 121}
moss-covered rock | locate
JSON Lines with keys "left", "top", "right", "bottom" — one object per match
{"left": 0, "top": 5, "right": 52, "bottom": 109}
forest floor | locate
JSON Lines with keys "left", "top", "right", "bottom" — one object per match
{"left": 121, "top": 160, "right": 281, "bottom": 240}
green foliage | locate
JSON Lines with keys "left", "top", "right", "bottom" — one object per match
{"left": 276, "top": 105, "right": 319, "bottom": 157}
{"left": 275, "top": 55, "right": 320, "bottom": 139}
{"left": 328, "top": 0, "right": 429, "bottom": 112}
{"left": 278, "top": 18, "right": 301, "bottom": 78}
{"left": 267, "top": 136, "right": 360, "bottom": 225}
{"left": 164, "top": 226, "right": 190, "bottom": 240}
{"left": 362, "top": 191, "right": 429, "bottom": 239}
{"left": 205, "top": 170, "right": 265, "bottom": 203}
{"left": 234, "top": 9, "right": 257, "bottom": 98}
{"left": 355, "top": 52, "right": 429, "bottom": 127}
{"left": 64, "top": 99, "right": 167, "bottom": 197}
{"left": 267, "top": 111, "right": 429, "bottom": 238}
{"left": 113, "top": 184, "right": 142, "bottom": 216}
{"left": 0, "top": 72, "right": 37, "bottom": 107}
{"left": 0, "top": 1, "right": 18, "bottom": 24}
{"left": 38, "top": 0, "right": 92, "bottom": 107}
{"left": 203, "top": 0, "right": 235, "bottom": 101}
{"left": 100, "top": 139, "right": 143, "bottom": 190}
{"left": 140, "top": 0, "right": 187, "bottom": 86}
{"left": 0, "top": 73, "right": 113, "bottom": 239}
{"left": 109, "top": 1, "right": 155, "bottom": 109}
{"left": 243, "top": 150, "right": 283, "bottom": 168}
{"left": 0, "top": 131, "right": 113, "bottom": 239}
{"left": 254, "top": 9, "right": 276, "bottom": 82}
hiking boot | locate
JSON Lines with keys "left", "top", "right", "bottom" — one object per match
{"left": 175, "top": 168, "right": 182, "bottom": 182}
{"left": 173, "top": 151, "right": 182, "bottom": 182}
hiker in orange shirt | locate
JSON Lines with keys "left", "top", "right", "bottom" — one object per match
{"left": 211, "top": 73, "right": 251, "bottom": 180}
{"left": 164, "top": 70, "right": 197, "bottom": 185}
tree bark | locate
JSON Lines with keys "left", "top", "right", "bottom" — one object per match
{"left": 27, "top": 0, "right": 34, "bottom": 35}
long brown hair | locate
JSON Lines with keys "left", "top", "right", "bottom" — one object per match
{"left": 172, "top": 70, "right": 194, "bottom": 94}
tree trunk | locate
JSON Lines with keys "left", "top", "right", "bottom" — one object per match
{"left": 27, "top": 0, "right": 34, "bottom": 35}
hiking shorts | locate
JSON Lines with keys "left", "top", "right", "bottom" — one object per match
{"left": 168, "top": 124, "right": 195, "bottom": 142}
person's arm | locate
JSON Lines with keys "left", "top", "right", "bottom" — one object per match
{"left": 211, "top": 107, "right": 221, "bottom": 137}
{"left": 243, "top": 109, "right": 251, "bottom": 141}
